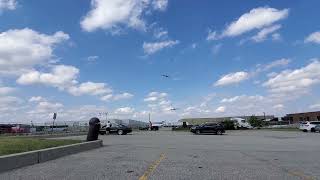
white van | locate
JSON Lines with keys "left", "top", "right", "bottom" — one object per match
{"left": 230, "top": 117, "right": 253, "bottom": 129}
{"left": 299, "top": 121, "right": 320, "bottom": 132}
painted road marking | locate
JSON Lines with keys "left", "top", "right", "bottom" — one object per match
{"left": 139, "top": 153, "right": 166, "bottom": 180}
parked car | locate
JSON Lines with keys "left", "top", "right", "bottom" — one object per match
{"left": 139, "top": 126, "right": 149, "bottom": 130}
{"left": 190, "top": 123, "right": 225, "bottom": 135}
{"left": 230, "top": 117, "right": 253, "bottom": 129}
{"left": 299, "top": 121, "right": 320, "bottom": 132}
{"left": 99, "top": 123, "right": 132, "bottom": 135}
{"left": 313, "top": 125, "right": 320, "bottom": 133}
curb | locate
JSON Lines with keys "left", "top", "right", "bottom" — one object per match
{"left": 0, "top": 140, "right": 102, "bottom": 173}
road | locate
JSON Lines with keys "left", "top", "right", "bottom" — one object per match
{"left": 1, "top": 129, "right": 320, "bottom": 180}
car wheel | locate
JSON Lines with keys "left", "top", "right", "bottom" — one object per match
{"left": 117, "top": 130, "right": 124, "bottom": 135}
{"left": 311, "top": 128, "right": 315, "bottom": 133}
{"left": 303, "top": 129, "right": 308, "bottom": 132}
{"left": 195, "top": 130, "right": 201, "bottom": 135}
{"left": 217, "top": 130, "right": 223, "bottom": 135}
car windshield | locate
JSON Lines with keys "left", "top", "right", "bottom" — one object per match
{"left": 2, "top": 1, "right": 320, "bottom": 179}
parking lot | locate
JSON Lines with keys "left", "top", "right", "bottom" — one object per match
{"left": 1, "top": 129, "right": 320, "bottom": 180}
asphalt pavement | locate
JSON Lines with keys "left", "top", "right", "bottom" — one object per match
{"left": 1, "top": 129, "right": 320, "bottom": 180}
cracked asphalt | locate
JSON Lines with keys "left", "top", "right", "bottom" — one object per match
{"left": 1, "top": 129, "right": 320, "bottom": 180}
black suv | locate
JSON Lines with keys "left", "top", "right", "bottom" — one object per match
{"left": 100, "top": 123, "right": 132, "bottom": 135}
{"left": 190, "top": 123, "right": 225, "bottom": 135}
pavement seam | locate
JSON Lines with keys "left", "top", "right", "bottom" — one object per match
{"left": 139, "top": 153, "right": 166, "bottom": 180}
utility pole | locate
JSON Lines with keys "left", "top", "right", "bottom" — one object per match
{"left": 52, "top": 113, "right": 57, "bottom": 133}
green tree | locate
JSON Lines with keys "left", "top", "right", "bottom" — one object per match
{"left": 221, "top": 120, "right": 235, "bottom": 130}
{"left": 248, "top": 115, "right": 263, "bottom": 127}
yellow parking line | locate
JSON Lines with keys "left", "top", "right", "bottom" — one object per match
{"left": 139, "top": 153, "right": 166, "bottom": 180}
{"left": 288, "top": 170, "right": 315, "bottom": 180}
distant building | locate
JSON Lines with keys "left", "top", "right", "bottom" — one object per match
{"left": 284, "top": 111, "right": 320, "bottom": 124}
{"left": 180, "top": 115, "right": 274, "bottom": 125}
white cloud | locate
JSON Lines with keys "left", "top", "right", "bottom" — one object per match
{"left": 222, "top": 7, "right": 289, "bottom": 37}
{"left": 305, "top": 31, "right": 320, "bottom": 44}
{"left": 152, "top": 0, "right": 168, "bottom": 11}
{"left": 214, "top": 71, "right": 249, "bottom": 86}
{"left": 28, "top": 100, "right": 63, "bottom": 114}
{"left": 215, "top": 106, "right": 226, "bottom": 113}
{"left": 144, "top": 91, "right": 174, "bottom": 114}
{"left": 263, "top": 60, "right": 320, "bottom": 94}
{"left": 144, "top": 91, "right": 167, "bottom": 102}
{"left": 0, "top": 0, "right": 17, "bottom": 11}
{"left": 29, "top": 96, "right": 46, "bottom": 102}
{"left": 191, "top": 43, "right": 197, "bottom": 49}
{"left": 153, "top": 28, "right": 168, "bottom": 39}
{"left": 263, "top": 58, "right": 291, "bottom": 71}
{"left": 17, "top": 65, "right": 113, "bottom": 97}
{"left": 309, "top": 104, "right": 320, "bottom": 109}
{"left": 0, "top": 28, "right": 69, "bottom": 76}
{"left": 100, "top": 94, "right": 113, "bottom": 101}
{"left": 87, "top": 55, "right": 99, "bottom": 63}
{"left": 0, "top": 86, "right": 15, "bottom": 95}
{"left": 114, "top": 107, "right": 135, "bottom": 114}
{"left": 221, "top": 95, "right": 264, "bottom": 103}
{"left": 207, "top": 30, "right": 218, "bottom": 41}
{"left": 100, "top": 92, "right": 134, "bottom": 101}
{"left": 143, "top": 40, "right": 179, "bottom": 55}
{"left": 68, "top": 82, "right": 112, "bottom": 96}
{"left": 272, "top": 33, "right": 281, "bottom": 41}
{"left": 113, "top": 92, "right": 134, "bottom": 100}
{"left": 273, "top": 104, "right": 284, "bottom": 109}
{"left": 251, "top": 24, "right": 281, "bottom": 42}
{"left": 17, "top": 65, "right": 79, "bottom": 89}
{"left": 80, "top": 0, "right": 168, "bottom": 32}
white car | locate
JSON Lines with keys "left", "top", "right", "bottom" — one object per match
{"left": 299, "top": 121, "right": 320, "bottom": 132}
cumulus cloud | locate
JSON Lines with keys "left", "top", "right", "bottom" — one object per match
{"left": 144, "top": 91, "right": 167, "bottom": 102}
{"left": 143, "top": 40, "right": 179, "bottom": 55}
{"left": 68, "top": 82, "right": 112, "bottom": 96}
{"left": 152, "top": 0, "right": 168, "bottom": 11}
{"left": 215, "top": 106, "right": 226, "bottom": 113}
{"left": 0, "top": 0, "right": 17, "bottom": 12}
{"left": 0, "top": 86, "right": 15, "bottom": 95}
{"left": 0, "top": 28, "right": 69, "bottom": 76}
{"left": 309, "top": 103, "right": 320, "bottom": 109}
{"left": 113, "top": 92, "right": 134, "bottom": 100}
{"left": 221, "top": 95, "right": 264, "bottom": 103}
{"left": 273, "top": 104, "right": 284, "bottom": 109}
{"left": 29, "top": 96, "right": 46, "bottom": 102}
{"left": 263, "top": 60, "right": 320, "bottom": 95}
{"left": 17, "top": 65, "right": 113, "bottom": 97}
{"left": 251, "top": 24, "right": 281, "bottom": 42}
{"left": 305, "top": 31, "right": 320, "bottom": 44}
{"left": 100, "top": 92, "right": 134, "bottom": 101}
{"left": 222, "top": 7, "right": 288, "bottom": 37}
{"left": 17, "top": 65, "right": 79, "bottom": 89}
{"left": 206, "top": 29, "right": 218, "bottom": 41}
{"left": 153, "top": 28, "right": 168, "bottom": 39}
{"left": 143, "top": 91, "right": 175, "bottom": 114}
{"left": 87, "top": 55, "right": 99, "bottom": 63}
{"left": 214, "top": 71, "right": 249, "bottom": 86}
{"left": 80, "top": 0, "right": 168, "bottom": 32}
{"left": 114, "top": 107, "right": 135, "bottom": 114}
{"left": 28, "top": 100, "right": 63, "bottom": 114}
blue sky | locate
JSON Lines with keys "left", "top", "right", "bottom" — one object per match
{"left": 0, "top": 0, "right": 320, "bottom": 123}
